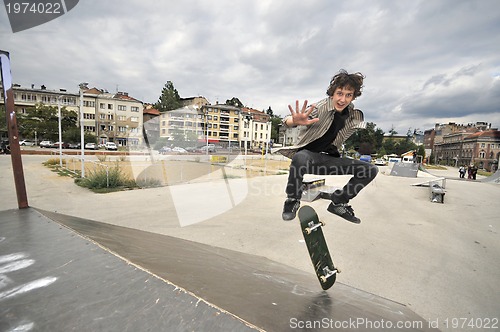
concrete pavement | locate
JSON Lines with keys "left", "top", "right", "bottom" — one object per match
{"left": 1, "top": 155, "right": 499, "bottom": 331}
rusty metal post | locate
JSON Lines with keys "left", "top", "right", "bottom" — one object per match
{"left": 1, "top": 50, "right": 29, "bottom": 209}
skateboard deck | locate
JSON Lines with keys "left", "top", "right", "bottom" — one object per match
{"left": 298, "top": 205, "right": 338, "bottom": 290}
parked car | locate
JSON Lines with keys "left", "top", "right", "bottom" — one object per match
{"left": 67, "top": 143, "right": 81, "bottom": 149}
{"left": 39, "top": 140, "right": 54, "bottom": 148}
{"left": 374, "top": 158, "right": 387, "bottom": 166}
{"left": 172, "top": 147, "right": 187, "bottom": 153}
{"left": 360, "top": 155, "right": 372, "bottom": 163}
{"left": 84, "top": 142, "right": 98, "bottom": 150}
{"left": 159, "top": 146, "right": 172, "bottom": 154}
{"left": 105, "top": 142, "right": 118, "bottom": 151}
{"left": 200, "top": 144, "right": 215, "bottom": 152}
{"left": 53, "top": 142, "right": 69, "bottom": 149}
{"left": 19, "top": 139, "right": 34, "bottom": 146}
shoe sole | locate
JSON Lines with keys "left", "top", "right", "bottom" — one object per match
{"left": 327, "top": 205, "right": 361, "bottom": 224}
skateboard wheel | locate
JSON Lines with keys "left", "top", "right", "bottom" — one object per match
{"left": 305, "top": 228, "right": 312, "bottom": 235}
{"left": 320, "top": 220, "right": 325, "bottom": 227}
{"left": 337, "top": 268, "right": 341, "bottom": 273}
{"left": 320, "top": 276, "right": 327, "bottom": 283}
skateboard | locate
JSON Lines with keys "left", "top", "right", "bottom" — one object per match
{"left": 298, "top": 205, "right": 339, "bottom": 290}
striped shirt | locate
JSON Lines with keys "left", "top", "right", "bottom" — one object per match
{"left": 275, "top": 97, "right": 365, "bottom": 159}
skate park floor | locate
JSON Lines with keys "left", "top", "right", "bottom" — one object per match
{"left": 1, "top": 155, "right": 499, "bottom": 331}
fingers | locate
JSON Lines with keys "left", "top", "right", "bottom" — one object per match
{"left": 305, "top": 103, "right": 316, "bottom": 116}
{"left": 288, "top": 100, "right": 310, "bottom": 114}
{"left": 301, "top": 100, "right": 308, "bottom": 113}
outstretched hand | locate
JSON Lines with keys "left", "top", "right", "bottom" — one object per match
{"left": 287, "top": 100, "right": 319, "bottom": 126}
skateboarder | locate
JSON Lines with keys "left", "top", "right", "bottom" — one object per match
{"left": 276, "top": 69, "right": 378, "bottom": 223}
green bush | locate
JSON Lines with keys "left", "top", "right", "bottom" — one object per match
{"left": 43, "top": 158, "right": 66, "bottom": 166}
{"left": 76, "top": 164, "right": 135, "bottom": 191}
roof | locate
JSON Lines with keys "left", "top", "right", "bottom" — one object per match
{"left": 465, "top": 130, "right": 500, "bottom": 140}
{"left": 143, "top": 108, "right": 160, "bottom": 116}
{"left": 114, "top": 92, "right": 141, "bottom": 103}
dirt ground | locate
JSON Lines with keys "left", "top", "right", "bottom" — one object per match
{"left": 53, "top": 155, "right": 292, "bottom": 186}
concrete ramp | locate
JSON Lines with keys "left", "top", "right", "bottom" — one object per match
{"left": 390, "top": 162, "right": 419, "bottom": 178}
{"left": 481, "top": 169, "right": 500, "bottom": 184}
{"left": 1, "top": 208, "right": 437, "bottom": 331}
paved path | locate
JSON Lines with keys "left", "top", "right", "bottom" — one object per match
{"left": 1, "top": 155, "right": 499, "bottom": 331}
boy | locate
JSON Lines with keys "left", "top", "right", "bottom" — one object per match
{"left": 277, "top": 70, "right": 378, "bottom": 223}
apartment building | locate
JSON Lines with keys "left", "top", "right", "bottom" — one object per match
{"left": 202, "top": 103, "right": 240, "bottom": 148}
{"left": 156, "top": 100, "right": 272, "bottom": 150}
{"left": 0, "top": 84, "right": 79, "bottom": 115}
{"left": 0, "top": 84, "right": 144, "bottom": 147}
{"left": 240, "top": 107, "right": 271, "bottom": 151}
{"left": 92, "top": 90, "right": 143, "bottom": 147}
{"left": 158, "top": 105, "right": 204, "bottom": 144}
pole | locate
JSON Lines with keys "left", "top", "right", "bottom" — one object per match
{"left": 57, "top": 96, "right": 63, "bottom": 167}
{"left": 0, "top": 50, "right": 28, "bottom": 208}
{"left": 205, "top": 108, "right": 209, "bottom": 156}
{"left": 79, "top": 83, "right": 86, "bottom": 177}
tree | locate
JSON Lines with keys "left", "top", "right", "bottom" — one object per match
{"left": 417, "top": 145, "right": 426, "bottom": 162}
{"left": 265, "top": 106, "right": 273, "bottom": 117}
{"left": 64, "top": 127, "right": 97, "bottom": 144}
{"left": 345, "top": 122, "right": 384, "bottom": 155}
{"left": 225, "top": 97, "right": 244, "bottom": 108}
{"left": 17, "top": 103, "right": 78, "bottom": 141}
{"left": 154, "top": 81, "right": 181, "bottom": 112}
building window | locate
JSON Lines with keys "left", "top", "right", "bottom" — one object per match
{"left": 100, "top": 103, "right": 105, "bottom": 109}
{"left": 108, "top": 104, "right": 113, "bottom": 110}
{"left": 131, "top": 106, "right": 139, "bottom": 112}
{"left": 118, "top": 105, "right": 127, "bottom": 111}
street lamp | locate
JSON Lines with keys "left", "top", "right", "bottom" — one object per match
{"left": 57, "top": 96, "right": 62, "bottom": 167}
{"left": 79, "top": 82, "right": 88, "bottom": 177}
{"left": 205, "top": 107, "right": 209, "bottom": 156}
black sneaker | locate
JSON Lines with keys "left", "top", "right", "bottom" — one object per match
{"left": 327, "top": 202, "right": 361, "bottom": 224}
{"left": 282, "top": 198, "right": 300, "bottom": 221}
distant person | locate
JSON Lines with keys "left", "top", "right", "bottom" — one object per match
{"left": 412, "top": 150, "right": 417, "bottom": 163}
{"left": 459, "top": 165, "right": 466, "bottom": 179}
{"left": 472, "top": 165, "right": 478, "bottom": 180}
{"left": 276, "top": 70, "right": 378, "bottom": 224}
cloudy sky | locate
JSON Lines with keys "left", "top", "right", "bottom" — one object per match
{"left": 1, "top": 0, "right": 500, "bottom": 134}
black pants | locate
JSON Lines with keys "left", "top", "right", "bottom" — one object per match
{"left": 285, "top": 150, "right": 378, "bottom": 203}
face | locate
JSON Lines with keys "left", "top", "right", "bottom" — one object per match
{"left": 331, "top": 86, "right": 355, "bottom": 111}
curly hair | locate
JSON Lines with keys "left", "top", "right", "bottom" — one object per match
{"left": 326, "top": 69, "right": 365, "bottom": 99}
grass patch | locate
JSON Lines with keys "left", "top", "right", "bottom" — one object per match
{"left": 43, "top": 158, "right": 66, "bottom": 166}
{"left": 75, "top": 164, "right": 137, "bottom": 193}
{"left": 423, "top": 164, "right": 448, "bottom": 170}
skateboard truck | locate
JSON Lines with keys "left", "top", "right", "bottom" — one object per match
{"left": 304, "top": 220, "right": 325, "bottom": 235}
{"left": 320, "top": 266, "right": 339, "bottom": 283}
